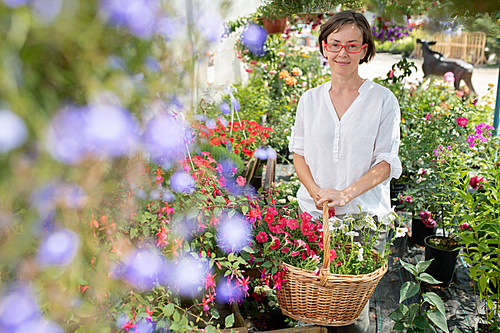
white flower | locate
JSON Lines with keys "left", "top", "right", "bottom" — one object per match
{"left": 278, "top": 199, "right": 286, "bottom": 204}
{"left": 395, "top": 227, "right": 408, "bottom": 238}
{"left": 268, "top": 301, "right": 276, "bottom": 307}
{"left": 357, "top": 247, "right": 364, "bottom": 261}
{"left": 343, "top": 213, "right": 355, "bottom": 224}
{"left": 364, "top": 215, "right": 377, "bottom": 231}
{"left": 345, "top": 231, "right": 359, "bottom": 237}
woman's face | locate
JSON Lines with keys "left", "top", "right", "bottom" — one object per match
{"left": 323, "top": 24, "right": 367, "bottom": 78}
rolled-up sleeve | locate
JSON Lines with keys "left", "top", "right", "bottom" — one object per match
{"left": 288, "top": 95, "right": 305, "bottom": 156}
{"left": 371, "top": 93, "right": 402, "bottom": 185}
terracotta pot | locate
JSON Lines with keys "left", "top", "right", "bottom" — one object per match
{"left": 262, "top": 17, "right": 287, "bottom": 35}
{"left": 424, "top": 235, "right": 460, "bottom": 288}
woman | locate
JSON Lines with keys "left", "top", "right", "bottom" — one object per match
{"left": 288, "top": 10, "right": 402, "bottom": 333}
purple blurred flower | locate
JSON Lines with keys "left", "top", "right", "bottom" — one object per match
{"left": 220, "top": 101, "right": 230, "bottom": 115}
{"left": 145, "top": 56, "right": 160, "bottom": 72}
{"left": 121, "top": 249, "right": 170, "bottom": 290}
{"left": 84, "top": 104, "right": 139, "bottom": 158}
{"left": 217, "top": 214, "right": 251, "bottom": 253}
{"left": 254, "top": 147, "right": 268, "bottom": 160}
{"left": 162, "top": 190, "right": 174, "bottom": 202}
{"left": 100, "top": 0, "right": 161, "bottom": 38}
{"left": 46, "top": 106, "right": 88, "bottom": 164}
{"left": 196, "top": 10, "right": 223, "bottom": 43}
{"left": 31, "top": 182, "right": 87, "bottom": 218}
{"left": 157, "top": 16, "right": 184, "bottom": 41}
{"left": 135, "top": 319, "right": 155, "bottom": 333}
{"left": 144, "top": 113, "right": 186, "bottom": 166}
{"left": 266, "top": 147, "right": 277, "bottom": 159}
{"left": 0, "top": 110, "right": 27, "bottom": 153}
{"left": 31, "top": 0, "right": 63, "bottom": 24}
{"left": 36, "top": 228, "right": 80, "bottom": 267}
{"left": 170, "top": 171, "right": 195, "bottom": 194}
{"left": 241, "top": 24, "right": 267, "bottom": 56}
{"left": 171, "top": 257, "right": 209, "bottom": 297}
{"left": 2, "top": 0, "right": 29, "bottom": 7}
{"left": 216, "top": 279, "right": 244, "bottom": 303}
{"left": 0, "top": 285, "right": 41, "bottom": 332}
{"left": 13, "top": 317, "right": 65, "bottom": 333}
{"left": 205, "top": 118, "right": 216, "bottom": 129}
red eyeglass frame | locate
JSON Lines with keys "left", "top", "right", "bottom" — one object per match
{"left": 323, "top": 42, "right": 367, "bottom": 54}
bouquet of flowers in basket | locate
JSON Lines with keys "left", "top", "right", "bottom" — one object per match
{"left": 249, "top": 198, "right": 401, "bottom": 285}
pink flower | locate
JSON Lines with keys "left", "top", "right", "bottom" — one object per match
{"left": 419, "top": 210, "right": 432, "bottom": 222}
{"left": 270, "top": 236, "right": 281, "bottom": 250}
{"left": 290, "top": 251, "right": 300, "bottom": 257}
{"left": 307, "top": 233, "right": 318, "bottom": 243}
{"left": 388, "top": 70, "right": 394, "bottom": 78}
{"left": 300, "top": 222, "right": 313, "bottom": 236}
{"left": 330, "top": 250, "right": 337, "bottom": 260}
{"left": 422, "top": 218, "right": 436, "bottom": 228}
{"left": 429, "top": 102, "right": 435, "bottom": 106}
{"left": 250, "top": 60, "right": 257, "bottom": 65}
{"left": 267, "top": 207, "right": 278, "bottom": 216}
{"left": 204, "top": 273, "right": 216, "bottom": 289}
{"left": 328, "top": 207, "right": 336, "bottom": 218}
{"left": 269, "top": 70, "right": 277, "bottom": 75}
{"left": 405, "top": 196, "right": 412, "bottom": 203}
{"left": 277, "top": 51, "right": 285, "bottom": 57}
{"left": 456, "top": 90, "right": 465, "bottom": 97}
{"left": 459, "top": 222, "right": 471, "bottom": 231}
{"left": 245, "top": 68, "right": 253, "bottom": 73}
{"left": 300, "top": 212, "right": 312, "bottom": 223}
{"left": 469, "top": 175, "right": 486, "bottom": 189}
{"left": 264, "top": 212, "right": 275, "bottom": 224}
{"left": 236, "top": 176, "right": 246, "bottom": 186}
{"left": 256, "top": 231, "right": 268, "bottom": 243}
{"left": 444, "top": 71, "right": 455, "bottom": 83}
{"left": 425, "top": 114, "right": 431, "bottom": 120}
{"left": 456, "top": 117, "right": 468, "bottom": 128}
{"left": 286, "top": 218, "right": 299, "bottom": 230}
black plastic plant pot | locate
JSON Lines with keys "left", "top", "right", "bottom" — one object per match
{"left": 411, "top": 217, "right": 437, "bottom": 247}
{"left": 424, "top": 235, "right": 460, "bottom": 288}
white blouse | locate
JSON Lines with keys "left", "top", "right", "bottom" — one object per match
{"left": 289, "top": 79, "right": 402, "bottom": 218}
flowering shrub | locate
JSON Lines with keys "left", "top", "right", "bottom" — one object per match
{"left": 193, "top": 118, "right": 274, "bottom": 161}
{"left": 371, "top": 17, "right": 414, "bottom": 43}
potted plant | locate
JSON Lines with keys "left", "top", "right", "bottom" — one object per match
{"left": 447, "top": 124, "right": 500, "bottom": 332}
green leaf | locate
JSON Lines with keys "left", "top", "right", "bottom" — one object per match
{"left": 242, "top": 206, "right": 249, "bottom": 215}
{"left": 427, "top": 310, "right": 449, "bottom": 333}
{"left": 400, "top": 259, "right": 417, "bottom": 276}
{"left": 173, "top": 310, "right": 181, "bottom": 322}
{"left": 416, "top": 260, "right": 433, "bottom": 274}
{"left": 393, "top": 322, "right": 406, "bottom": 331}
{"left": 130, "top": 228, "right": 138, "bottom": 239}
{"left": 243, "top": 246, "right": 254, "bottom": 253}
{"left": 400, "top": 281, "right": 419, "bottom": 303}
{"left": 210, "top": 308, "right": 220, "bottom": 319}
{"left": 228, "top": 253, "right": 234, "bottom": 262}
{"left": 225, "top": 313, "right": 235, "bottom": 328}
{"left": 418, "top": 273, "right": 442, "bottom": 285}
{"left": 423, "top": 292, "right": 446, "bottom": 315}
{"left": 414, "top": 315, "right": 433, "bottom": 331}
{"left": 205, "top": 325, "right": 217, "bottom": 333}
{"left": 452, "top": 327, "right": 463, "bottom": 333}
{"left": 164, "top": 303, "right": 174, "bottom": 316}
{"left": 262, "top": 261, "right": 272, "bottom": 268}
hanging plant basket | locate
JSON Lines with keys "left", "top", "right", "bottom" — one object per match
{"left": 262, "top": 17, "right": 287, "bottom": 35}
{"left": 276, "top": 203, "right": 388, "bottom": 326}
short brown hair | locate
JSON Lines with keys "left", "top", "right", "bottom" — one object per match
{"left": 318, "top": 10, "right": 375, "bottom": 64}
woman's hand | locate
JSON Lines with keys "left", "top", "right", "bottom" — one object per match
{"left": 315, "top": 188, "right": 350, "bottom": 210}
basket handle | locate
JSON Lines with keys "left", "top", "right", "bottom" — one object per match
{"left": 320, "top": 201, "right": 331, "bottom": 286}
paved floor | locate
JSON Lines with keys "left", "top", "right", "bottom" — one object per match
{"left": 358, "top": 53, "right": 499, "bottom": 99}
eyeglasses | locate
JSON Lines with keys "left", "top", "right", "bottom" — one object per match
{"left": 323, "top": 42, "right": 367, "bottom": 54}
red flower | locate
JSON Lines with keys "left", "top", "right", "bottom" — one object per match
{"left": 330, "top": 250, "right": 337, "bottom": 260}
{"left": 287, "top": 218, "right": 299, "bottom": 230}
{"left": 307, "top": 233, "right": 318, "bottom": 243}
{"left": 328, "top": 207, "right": 336, "bottom": 218}
{"left": 300, "top": 212, "right": 312, "bottom": 223}
{"left": 249, "top": 208, "right": 261, "bottom": 219}
{"left": 256, "top": 231, "right": 268, "bottom": 243}
{"left": 267, "top": 207, "right": 278, "bottom": 216}
{"left": 264, "top": 212, "right": 275, "bottom": 224}
{"left": 469, "top": 175, "right": 486, "bottom": 189}
{"left": 459, "top": 222, "right": 471, "bottom": 231}
{"left": 300, "top": 222, "right": 313, "bottom": 236}
{"left": 270, "top": 236, "right": 281, "bottom": 250}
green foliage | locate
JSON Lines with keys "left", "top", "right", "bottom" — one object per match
{"left": 466, "top": 13, "right": 500, "bottom": 61}
{"left": 390, "top": 259, "right": 460, "bottom": 333}
{"left": 376, "top": 38, "right": 416, "bottom": 57}
{"left": 259, "top": 0, "right": 364, "bottom": 20}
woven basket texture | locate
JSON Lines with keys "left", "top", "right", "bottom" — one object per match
{"left": 276, "top": 203, "right": 388, "bottom": 326}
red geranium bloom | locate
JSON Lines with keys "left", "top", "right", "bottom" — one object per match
{"left": 307, "top": 233, "right": 318, "bottom": 243}
{"left": 330, "top": 249, "right": 337, "bottom": 260}
{"left": 267, "top": 207, "right": 278, "bottom": 216}
{"left": 256, "top": 231, "right": 268, "bottom": 243}
{"left": 287, "top": 218, "right": 299, "bottom": 230}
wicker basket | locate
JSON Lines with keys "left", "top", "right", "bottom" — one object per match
{"left": 277, "top": 203, "right": 388, "bottom": 326}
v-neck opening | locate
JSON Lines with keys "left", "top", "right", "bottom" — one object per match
{"left": 325, "top": 80, "right": 368, "bottom": 123}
